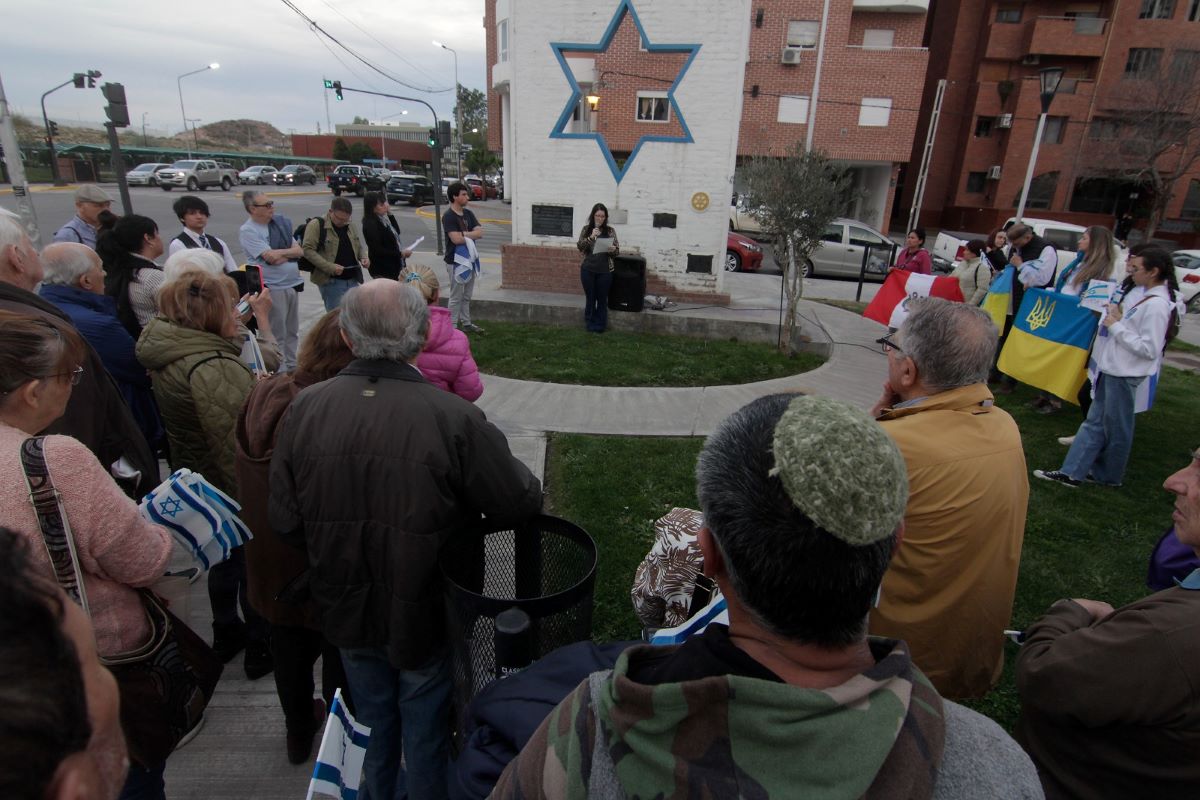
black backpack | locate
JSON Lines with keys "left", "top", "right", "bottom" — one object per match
{"left": 295, "top": 217, "right": 327, "bottom": 273}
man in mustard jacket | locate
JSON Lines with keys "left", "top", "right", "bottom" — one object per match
{"left": 869, "top": 297, "right": 1029, "bottom": 699}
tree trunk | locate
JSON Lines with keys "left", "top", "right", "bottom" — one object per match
{"left": 778, "top": 235, "right": 804, "bottom": 352}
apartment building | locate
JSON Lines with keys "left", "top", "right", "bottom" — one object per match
{"left": 900, "top": 0, "right": 1200, "bottom": 242}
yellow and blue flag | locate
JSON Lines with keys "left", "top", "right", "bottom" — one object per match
{"left": 980, "top": 265, "right": 1014, "bottom": 330}
{"left": 997, "top": 288, "right": 1096, "bottom": 403}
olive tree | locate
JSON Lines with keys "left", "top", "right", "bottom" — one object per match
{"left": 741, "top": 145, "right": 857, "bottom": 351}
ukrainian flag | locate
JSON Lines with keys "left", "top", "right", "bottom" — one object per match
{"left": 997, "top": 288, "right": 1097, "bottom": 403}
{"left": 980, "top": 265, "right": 1014, "bottom": 330}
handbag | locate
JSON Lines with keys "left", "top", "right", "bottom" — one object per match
{"left": 20, "top": 436, "right": 223, "bottom": 766}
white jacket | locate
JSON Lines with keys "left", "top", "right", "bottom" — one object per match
{"left": 1096, "top": 284, "right": 1173, "bottom": 377}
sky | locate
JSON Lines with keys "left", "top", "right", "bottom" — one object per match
{"left": 4, "top": 0, "right": 487, "bottom": 137}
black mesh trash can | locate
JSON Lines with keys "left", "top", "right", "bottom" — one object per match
{"left": 608, "top": 254, "right": 646, "bottom": 312}
{"left": 440, "top": 515, "right": 597, "bottom": 726}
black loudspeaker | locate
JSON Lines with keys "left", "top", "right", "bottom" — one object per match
{"left": 608, "top": 255, "right": 646, "bottom": 312}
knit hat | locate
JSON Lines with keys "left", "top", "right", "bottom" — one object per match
{"left": 770, "top": 395, "right": 908, "bottom": 546}
{"left": 401, "top": 263, "right": 439, "bottom": 303}
{"left": 74, "top": 184, "right": 112, "bottom": 203}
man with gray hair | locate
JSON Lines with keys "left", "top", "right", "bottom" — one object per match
{"left": 271, "top": 280, "right": 542, "bottom": 800}
{"left": 493, "top": 394, "right": 1041, "bottom": 799}
{"left": 868, "top": 296, "right": 1029, "bottom": 699}
{"left": 239, "top": 190, "right": 304, "bottom": 371}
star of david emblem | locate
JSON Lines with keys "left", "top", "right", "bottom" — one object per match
{"left": 549, "top": 0, "right": 700, "bottom": 182}
{"left": 158, "top": 497, "right": 183, "bottom": 518}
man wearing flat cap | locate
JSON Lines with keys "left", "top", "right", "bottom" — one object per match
{"left": 53, "top": 184, "right": 114, "bottom": 250}
{"left": 493, "top": 394, "right": 1041, "bottom": 800}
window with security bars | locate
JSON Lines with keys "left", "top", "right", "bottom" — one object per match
{"left": 1138, "top": 0, "right": 1175, "bottom": 18}
{"left": 1124, "top": 48, "right": 1162, "bottom": 77}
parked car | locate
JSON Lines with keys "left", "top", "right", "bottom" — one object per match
{"left": 385, "top": 174, "right": 435, "bottom": 206}
{"left": 239, "top": 165, "right": 278, "bottom": 185}
{"left": 933, "top": 217, "right": 1118, "bottom": 283}
{"left": 274, "top": 165, "right": 318, "bottom": 186}
{"left": 157, "top": 160, "right": 236, "bottom": 191}
{"left": 1171, "top": 250, "right": 1200, "bottom": 311}
{"left": 725, "top": 231, "right": 763, "bottom": 272}
{"left": 440, "top": 178, "right": 454, "bottom": 203}
{"left": 125, "top": 163, "right": 170, "bottom": 187}
{"left": 729, "top": 193, "right": 765, "bottom": 236}
{"left": 775, "top": 218, "right": 894, "bottom": 281}
{"left": 327, "top": 165, "right": 383, "bottom": 196}
{"left": 463, "top": 174, "right": 487, "bottom": 201}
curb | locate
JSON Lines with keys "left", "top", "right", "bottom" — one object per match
{"left": 415, "top": 207, "right": 511, "bottom": 225}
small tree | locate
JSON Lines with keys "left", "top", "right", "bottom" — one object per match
{"left": 332, "top": 137, "right": 351, "bottom": 162}
{"left": 346, "top": 142, "right": 376, "bottom": 164}
{"left": 464, "top": 148, "right": 499, "bottom": 177}
{"left": 742, "top": 145, "right": 858, "bottom": 351}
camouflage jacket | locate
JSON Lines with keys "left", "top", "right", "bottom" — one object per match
{"left": 490, "top": 636, "right": 946, "bottom": 800}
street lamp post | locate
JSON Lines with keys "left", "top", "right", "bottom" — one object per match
{"left": 177, "top": 63, "right": 219, "bottom": 159}
{"left": 187, "top": 119, "right": 202, "bottom": 152}
{"left": 433, "top": 41, "right": 461, "bottom": 177}
{"left": 141, "top": 112, "right": 149, "bottom": 146}
{"left": 1015, "top": 67, "right": 1065, "bottom": 221}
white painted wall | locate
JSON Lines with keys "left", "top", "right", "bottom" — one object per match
{"left": 507, "top": 0, "right": 750, "bottom": 295}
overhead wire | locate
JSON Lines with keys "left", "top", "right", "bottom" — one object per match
{"left": 317, "top": 0, "right": 449, "bottom": 89}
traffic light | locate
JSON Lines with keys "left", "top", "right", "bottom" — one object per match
{"left": 87, "top": 70, "right": 100, "bottom": 88}
{"left": 73, "top": 73, "right": 85, "bottom": 89}
{"left": 101, "top": 82, "right": 130, "bottom": 127}
{"left": 427, "top": 128, "right": 439, "bottom": 149}
{"left": 332, "top": 80, "right": 343, "bottom": 101}
{"left": 48, "top": 120, "right": 59, "bottom": 138}
{"left": 74, "top": 70, "right": 101, "bottom": 89}
{"left": 323, "top": 79, "right": 333, "bottom": 89}
{"left": 438, "top": 120, "right": 452, "bottom": 149}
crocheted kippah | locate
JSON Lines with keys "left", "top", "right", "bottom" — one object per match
{"left": 770, "top": 395, "right": 908, "bottom": 546}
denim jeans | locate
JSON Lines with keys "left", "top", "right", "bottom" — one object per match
{"left": 318, "top": 276, "right": 360, "bottom": 311}
{"left": 1061, "top": 372, "right": 1143, "bottom": 485}
{"left": 581, "top": 268, "right": 613, "bottom": 332}
{"left": 339, "top": 647, "right": 451, "bottom": 800}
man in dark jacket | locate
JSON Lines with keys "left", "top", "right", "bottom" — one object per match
{"left": 270, "top": 279, "right": 542, "bottom": 800}
{"left": 0, "top": 216, "right": 157, "bottom": 498}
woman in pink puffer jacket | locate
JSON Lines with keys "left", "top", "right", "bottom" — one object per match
{"left": 402, "top": 265, "right": 483, "bottom": 401}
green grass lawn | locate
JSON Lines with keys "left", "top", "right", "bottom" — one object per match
{"left": 1167, "top": 338, "right": 1200, "bottom": 354}
{"left": 470, "top": 321, "right": 824, "bottom": 386}
{"left": 543, "top": 367, "right": 1200, "bottom": 729}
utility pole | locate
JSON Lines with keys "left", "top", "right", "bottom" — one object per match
{"left": 908, "top": 79, "right": 946, "bottom": 235}
{"left": 323, "top": 76, "right": 332, "bottom": 133}
{"left": 0, "top": 72, "right": 44, "bottom": 248}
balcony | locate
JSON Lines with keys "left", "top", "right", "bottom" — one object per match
{"left": 1022, "top": 16, "right": 1107, "bottom": 59}
{"left": 852, "top": 0, "right": 928, "bottom": 10}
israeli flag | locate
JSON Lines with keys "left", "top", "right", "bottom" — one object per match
{"left": 649, "top": 594, "right": 729, "bottom": 645}
{"left": 307, "top": 689, "right": 371, "bottom": 800}
{"left": 453, "top": 237, "right": 481, "bottom": 285}
{"left": 139, "top": 469, "right": 253, "bottom": 570}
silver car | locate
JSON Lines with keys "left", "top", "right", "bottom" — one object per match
{"left": 796, "top": 218, "right": 896, "bottom": 281}
{"left": 239, "top": 166, "right": 277, "bottom": 185}
{"left": 125, "top": 163, "right": 170, "bottom": 187}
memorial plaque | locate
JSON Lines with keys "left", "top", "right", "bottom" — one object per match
{"left": 531, "top": 204, "right": 575, "bottom": 237}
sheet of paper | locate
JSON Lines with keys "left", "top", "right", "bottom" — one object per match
{"left": 404, "top": 235, "right": 425, "bottom": 251}
{"left": 593, "top": 237, "right": 615, "bottom": 254}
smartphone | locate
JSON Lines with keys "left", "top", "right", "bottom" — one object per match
{"left": 245, "top": 264, "right": 263, "bottom": 294}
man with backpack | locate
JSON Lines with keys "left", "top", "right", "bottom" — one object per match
{"left": 300, "top": 196, "right": 369, "bottom": 312}
{"left": 239, "top": 191, "right": 304, "bottom": 372}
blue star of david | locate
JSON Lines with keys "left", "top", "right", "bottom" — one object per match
{"left": 158, "top": 497, "right": 183, "bottom": 518}
{"left": 549, "top": 0, "right": 700, "bottom": 182}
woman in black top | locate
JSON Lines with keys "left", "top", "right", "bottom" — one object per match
{"left": 984, "top": 227, "right": 1008, "bottom": 274}
{"left": 360, "top": 192, "right": 412, "bottom": 281}
{"left": 576, "top": 203, "right": 620, "bottom": 333}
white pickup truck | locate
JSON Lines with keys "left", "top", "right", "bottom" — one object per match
{"left": 933, "top": 217, "right": 1125, "bottom": 283}
{"left": 157, "top": 159, "right": 238, "bottom": 192}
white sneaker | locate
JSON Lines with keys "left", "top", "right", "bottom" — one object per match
{"left": 1057, "top": 435, "right": 1075, "bottom": 446}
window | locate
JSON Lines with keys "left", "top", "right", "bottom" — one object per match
{"left": 1139, "top": 0, "right": 1175, "bottom": 18}
{"left": 787, "top": 20, "right": 820, "bottom": 49}
{"left": 1172, "top": 50, "right": 1200, "bottom": 80}
{"left": 1190, "top": 0, "right": 1200, "bottom": 20}
{"left": 1088, "top": 118, "right": 1120, "bottom": 140}
{"left": 1041, "top": 116, "right": 1067, "bottom": 144}
{"left": 820, "top": 224, "right": 843, "bottom": 244}
{"left": 1182, "top": 180, "right": 1200, "bottom": 220}
{"left": 498, "top": 19, "right": 508, "bottom": 62}
{"left": 862, "top": 29, "right": 894, "bottom": 49}
{"left": 995, "top": 7, "right": 1022, "bottom": 22}
{"left": 636, "top": 92, "right": 670, "bottom": 122}
{"left": 975, "top": 116, "right": 994, "bottom": 137}
{"left": 849, "top": 226, "right": 886, "bottom": 247}
{"left": 966, "top": 172, "right": 987, "bottom": 193}
{"left": 858, "top": 97, "right": 892, "bottom": 127}
{"left": 1014, "top": 172, "right": 1060, "bottom": 210}
{"left": 777, "top": 95, "right": 811, "bottom": 124}
{"left": 1124, "top": 47, "right": 1163, "bottom": 77}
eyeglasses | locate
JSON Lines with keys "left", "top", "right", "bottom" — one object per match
{"left": 876, "top": 333, "right": 904, "bottom": 354}
{"left": 252, "top": 202, "right": 275, "bottom": 209}
{"left": 60, "top": 366, "right": 84, "bottom": 386}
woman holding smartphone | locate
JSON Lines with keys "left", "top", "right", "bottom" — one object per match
{"left": 576, "top": 203, "right": 619, "bottom": 333}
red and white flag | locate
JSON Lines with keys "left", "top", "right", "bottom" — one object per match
{"left": 863, "top": 270, "right": 965, "bottom": 328}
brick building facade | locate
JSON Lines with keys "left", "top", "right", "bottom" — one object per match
{"left": 900, "top": 0, "right": 1200, "bottom": 244}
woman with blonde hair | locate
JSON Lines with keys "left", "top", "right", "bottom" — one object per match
{"left": 402, "top": 264, "right": 483, "bottom": 402}
{"left": 136, "top": 269, "right": 270, "bottom": 677}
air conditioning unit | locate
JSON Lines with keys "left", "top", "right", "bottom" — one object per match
{"left": 1021, "top": 54, "right": 1041, "bottom": 65}
{"left": 996, "top": 113, "right": 1014, "bottom": 129}
{"left": 987, "top": 165, "right": 1003, "bottom": 180}
{"left": 781, "top": 47, "right": 802, "bottom": 64}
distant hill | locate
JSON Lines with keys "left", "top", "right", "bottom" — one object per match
{"left": 12, "top": 114, "right": 291, "bottom": 154}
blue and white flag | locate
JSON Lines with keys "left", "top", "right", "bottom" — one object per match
{"left": 649, "top": 594, "right": 728, "bottom": 645}
{"left": 140, "top": 469, "right": 253, "bottom": 570}
{"left": 307, "top": 689, "right": 371, "bottom": 800}
{"left": 1087, "top": 357, "right": 1159, "bottom": 414}
{"left": 453, "top": 237, "right": 481, "bottom": 284}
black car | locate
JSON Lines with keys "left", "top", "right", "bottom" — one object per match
{"left": 274, "top": 165, "right": 318, "bottom": 185}
{"left": 385, "top": 174, "right": 435, "bottom": 206}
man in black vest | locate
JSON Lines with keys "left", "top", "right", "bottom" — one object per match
{"left": 166, "top": 195, "right": 239, "bottom": 274}
{"left": 992, "top": 222, "right": 1060, "bottom": 394}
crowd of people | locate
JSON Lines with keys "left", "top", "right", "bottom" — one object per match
{"left": 1, "top": 187, "right": 1196, "bottom": 800}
